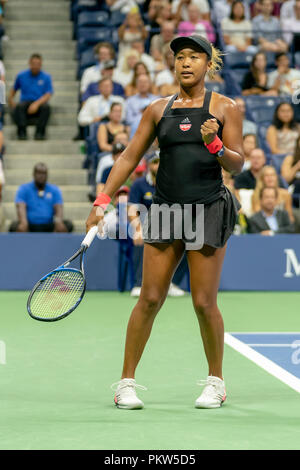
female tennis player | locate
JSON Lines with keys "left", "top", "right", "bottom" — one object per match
{"left": 86, "top": 35, "right": 244, "bottom": 409}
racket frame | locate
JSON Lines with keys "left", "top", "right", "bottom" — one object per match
{"left": 27, "top": 246, "right": 87, "bottom": 322}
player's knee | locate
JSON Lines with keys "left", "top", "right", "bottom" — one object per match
{"left": 139, "top": 290, "right": 163, "bottom": 314}
{"left": 193, "top": 295, "right": 216, "bottom": 317}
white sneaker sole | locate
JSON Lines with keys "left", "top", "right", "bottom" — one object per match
{"left": 114, "top": 402, "right": 144, "bottom": 410}
{"left": 195, "top": 397, "right": 226, "bottom": 409}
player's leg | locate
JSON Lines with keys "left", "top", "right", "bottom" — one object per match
{"left": 186, "top": 244, "right": 227, "bottom": 408}
{"left": 122, "top": 240, "right": 185, "bottom": 378}
{"left": 113, "top": 240, "right": 185, "bottom": 409}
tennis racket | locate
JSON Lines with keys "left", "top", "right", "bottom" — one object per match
{"left": 27, "top": 226, "right": 98, "bottom": 322}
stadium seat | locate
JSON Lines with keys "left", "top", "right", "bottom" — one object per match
{"left": 230, "top": 68, "right": 247, "bottom": 89}
{"left": 77, "top": 11, "right": 109, "bottom": 28}
{"left": 246, "top": 97, "right": 287, "bottom": 125}
{"left": 225, "top": 51, "right": 254, "bottom": 70}
{"left": 295, "top": 52, "right": 300, "bottom": 69}
{"left": 205, "top": 81, "right": 225, "bottom": 94}
{"left": 78, "top": 48, "right": 97, "bottom": 79}
{"left": 109, "top": 10, "right": 126, "bottom": 28}
{"left": 77, "top": 27, "right": 112, "bottom": 55}
{"left": 270, "top": 153, "right": 288, "bottom": 175}
{"left": 257, "top": 122, "right": 272, "bottom": 155}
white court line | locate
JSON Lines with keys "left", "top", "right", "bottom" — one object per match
{"left": 247, "top": 344, "right": 295, "bottom": 347}
{"left": 224, "top": 333, "right": 300, "bottom": 394}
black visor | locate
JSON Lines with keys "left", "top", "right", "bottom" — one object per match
{"left": 170, "top": 35, "right": 212, "bottom": 60}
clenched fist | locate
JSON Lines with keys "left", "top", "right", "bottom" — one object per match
{"left": 200, "top": 118, "right": 219, "bottom": 145}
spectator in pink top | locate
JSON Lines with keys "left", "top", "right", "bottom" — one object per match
{"left": 177, "top": 3, "right": 215, "bottom": 43}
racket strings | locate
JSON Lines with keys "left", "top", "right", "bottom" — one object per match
{"left": 29, "top": 270, "right": 85, "bottom": 319}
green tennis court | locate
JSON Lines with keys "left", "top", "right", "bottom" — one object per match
{"left": 0, "top": 291, "right": 300, "bottom": 450}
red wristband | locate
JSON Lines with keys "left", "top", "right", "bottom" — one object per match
{"left": 204, "top": 135, "right": 223, "bottom": 154}
{"left": 93, "top": 192, "right": 111, "bottom": 209}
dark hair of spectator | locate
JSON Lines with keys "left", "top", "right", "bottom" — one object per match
{"left": 272, "top": 102, "right": 297, "bottom": 130}
{"left": 99, "top": 77, "right": 113, "bottom": 86}
{"left": 130, "top": 61, "right": 150, "bottom": 88}
{"left": 275, "top": 52, "right": 288, "bottom": 62}
{"left": 110, "top": 102, "right": 123, "bottom": 112}
{"left": 250, "top": 52, "right": 267, "bottom": 83}
{"left": 30, "top": 53, "right": 42, "bottom": 61}
{"left": 259, "top": 186, "right": 278, "bottom": 200}
{"left": 230, "top": 1, "right": 245, "bottom": 20}
{"left": 243, "top": 133, "right": 258, "bottom": 144}
{"left": 293, "top": 136, "right": 300, "bottom": 165}
{"left": 94, "top": 42, "right": 116, "bottom": 59}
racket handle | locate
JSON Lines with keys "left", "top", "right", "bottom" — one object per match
{"left": 81, "top": 226, "right": 98, "bottom": 248}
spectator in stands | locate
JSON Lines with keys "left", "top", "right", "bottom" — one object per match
{"left": 115, "top": 48, "right": 141, "bottom": 87}
{"left": 125, "top": 74, "right": 159, "bottom": 137}
{"left": 125, "top": 62, "right": 158, "bottom": 97}
{"left": 0, "top": 157, "right": 5, "bottom": 231}
{"left": 266, "top": 102, "right": 300, "bottom": 155}
{"left": 128, "top": 150, "right": 187, "bottom": 297}
{"left": 0, "top": 4, "right": 5, "bottom": 59}
{"left": 10, "top": 163, "right": 73, "bottom": 233}
{"left": 280, "top": 0, "right": 296, "bottom": 22}
{"left": 252, "top": 165, "right": 294, "bottom": 221}
{"left": 95, "top": 131, "right": 129, "bottom": 196}
{"left": 155, "top": 47, "right": 176, "bottom": 90}
{"left": 155, "top": 1, "right": 176, "bottom": 27}
{"left": 150, "top": 20, "right": 176, "bottom": 64}
{"left": 97, "top": 102, "right": 129, "bottom": 153}
{"left": 118, "top": 10, "right": 148, "bottom": 56}
{"left": 213, "top": 0, "right": 250, "bottom": 24}
{"left": 248, "top": 186, "right": 294, "bottom": 234}
{"left": 106, "top": 0, "right": 140, "bottom": 14}
{"left": 267, "top": 53, "right": 300, "bottom": 96}
{"left": 80, "top": 42, "right": 116, "bottom": 95}
{"left": 252, "top": 0, "right": 288, "bottom": 53}
{"left": 78, "top": 77, "right": 125, "bottom": 128}
{"left": 234, "top": 97, "right": 258, "bottom": 136}
{"left": 234, "top": 148, "right": 266, "bottom": 190}
{"left": 177, "top": 3, "right": 216, "bottom": 43}
{"left": 242, "top": 133, "right": 258, "bottom": 170}
{"left": 81, "top": 60, "right": 125, "bottom": 103}
{"left": 8, "top": 53, "right": 53, "bottom": 140}
{"left": 242, "top": 52, "right": 278, "bottom": 96}
{"left": 281, "top": 0, "right": 300, "bottom": 47}
{"left": 99, "top": 142, "right": 127, "bottom": 187}
{"left": 281, "top": 136, "right": 300, "bottom": 210}
{"left": 221, "top": 1, "right": 257, "bottom": 54}
{"left": 130, "top": 39, "right": 156, "bottom": 76}
{"left": 172, "top": 0, "right": 210, "bottom": 22}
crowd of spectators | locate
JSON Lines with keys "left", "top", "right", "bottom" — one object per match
{"left": 1, "top": 0, "right": 300, "bottom": 247}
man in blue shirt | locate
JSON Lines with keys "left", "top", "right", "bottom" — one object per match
{"left": 9, "top": 163, "right": 73, "bottom": 233}
{"left": 8, "top": 54, "right": 53, "bottom": 140}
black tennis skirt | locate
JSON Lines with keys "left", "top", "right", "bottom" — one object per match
{"left": 142, "top": 186, "right": 241, "bottom": 250}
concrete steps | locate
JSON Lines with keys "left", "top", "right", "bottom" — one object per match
{"left": 3, "top": 0, "right": 89, "bottom": 232}
{"left": 3, "top": 185, "right": 89, "bottom": 203}
{"left": 3, "top": 202, "right": 92, "bottom": 220}
{"left": 5, "top": 140, "right": 82, "bottom": 155}
{"left": 4, "top": 155, "right": 84, "bottom": 170}
{"left": 3, "top": 125, "right": 79, "bottom": 140}
{"left": 4, "top": 169, "right": 87, "bottom": 185}
{"left": 5, "top": 25, "right": 72, "bottom": 40}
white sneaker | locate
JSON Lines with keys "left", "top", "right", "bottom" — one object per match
{"left": 195, "top": 376, "right": 226, "bottom": 409}
{"left": 130, "top": 287, "right": 141, "bottom": 297}
{"left": 168, "top": 283, "right": 185, "bottom": 297}
{"left": 111, "top": 378, "right": 147, "bottom": 410}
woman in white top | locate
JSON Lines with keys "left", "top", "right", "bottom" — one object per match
{"left": 221, "top": 0, "right": 257, "bottom": 54}
{"left": 118, "top": 10, "right": 148, "bottom": 57}
{"left": 266, "top": 102, "right": 300, "bottom": 156}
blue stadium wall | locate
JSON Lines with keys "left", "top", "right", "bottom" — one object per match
{"left": 0, "top": 233, "right": 300, "bottom": 291}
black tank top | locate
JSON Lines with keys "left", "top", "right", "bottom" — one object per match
{"left": 155, "top": 91, "right": 225, "bottom": 205}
